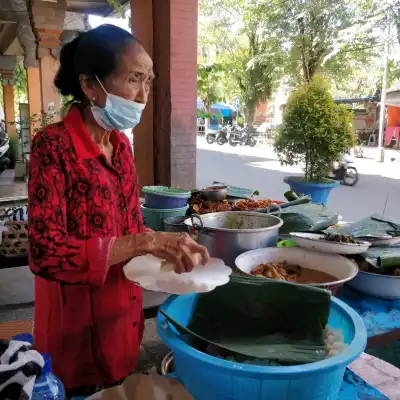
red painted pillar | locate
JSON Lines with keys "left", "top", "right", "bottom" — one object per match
{"left": 130, "top": 0, "right": 198, "bottom": 189}
{"left": 130, "top": 0, "right": 155, "bottom": 189}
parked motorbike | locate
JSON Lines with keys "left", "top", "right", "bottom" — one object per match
{"left": 205, "top": 131, "right": 217, "bottom": 144}
{"left": 228, "top": 125, "right": 247, "bottom": 146}
{"left": 216, "top": 125, "right": 230, "bottom": 145}
{"left": 0, "top": 125, "right": 10, "bottom": 174}
{"left": 329, "top": 153, "right": 358, "bottom": 186}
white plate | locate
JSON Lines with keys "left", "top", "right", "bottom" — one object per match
{"left": 290, "top": 232, "right": 371, "bottom": 255}
{"left": 357, "top": 235, "right": 400, "bottom": 247}
{"left": 235, "top": 247, "right": 358, "bottom": 288}
{"left": 123, "top": 255, "right": 231, "bottom": 294}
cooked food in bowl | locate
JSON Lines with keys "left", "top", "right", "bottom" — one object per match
{"left": 191, "top": 199, "right": 232, "bottom": 214}
{"left": 357, "top": 257, "right": 400, "bottom": 277}
{"left": 234, "top": 199, "right": 283, "bottom": 211}
{"left": 235, "top": 247, "right": 359, "bottom": 294}
{"left": 323, "top": 233, "right": 361, "bottom": 244}
{"left": 250, "top": 261, "right": 337, "bottom": 284}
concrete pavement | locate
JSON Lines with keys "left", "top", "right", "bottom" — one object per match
{"left": 196, "top": 138, "right": 400, "bottom": 222}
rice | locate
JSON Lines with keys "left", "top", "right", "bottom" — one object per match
{"left": 324, "top": 326, "right": 347, "bottom": 358}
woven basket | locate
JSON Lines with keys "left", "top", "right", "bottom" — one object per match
{"left": 0, "top": 221, "right": 28, "bottom": 256}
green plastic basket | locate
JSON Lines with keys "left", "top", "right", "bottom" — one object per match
{"left": 142, "top": 186, "right": 191, "bottom": 198}
{"left": 141, "top": 204, "right": 189, "bottom": 231}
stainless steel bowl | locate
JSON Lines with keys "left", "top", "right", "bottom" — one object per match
{"left": 184, "top": 211, "right": 283, "bottom": 267}
{"left": 199, "top": 186, "right": 228, "bottom": 201}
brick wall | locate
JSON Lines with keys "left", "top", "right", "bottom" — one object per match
{"left": 138, "top": 0, "right": 198, "bottom": 190}
{"left": 170, "top": 0, "right": 198, "bottom": 189}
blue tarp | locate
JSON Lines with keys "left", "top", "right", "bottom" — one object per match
{"left": 338, "top": 286, "right": 400, "bottom": 338}
{"left": 197, "top": 101, "right": 236, "bottom": 117}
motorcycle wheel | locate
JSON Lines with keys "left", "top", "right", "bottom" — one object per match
{"left": 342, "top": 167, "right": 358, "bottom": 186}
{"left": 206, "top": 136, "right": 215, "bottom": 144}
{"left": 229, "top": 136, "right": 238, "bottom": 147}
{"left": 217, "top": 137, "right": 225, "bottom": 145}
{"left": 249, "top": 138, "right": 257, "bottom": 147}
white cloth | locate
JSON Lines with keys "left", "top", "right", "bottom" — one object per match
{"left": 0, "top": 340, "right": 44, "bottom": 400}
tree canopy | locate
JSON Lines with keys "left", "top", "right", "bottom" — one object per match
{"left": 198, "top": 0, "right": 400, "bottom": 112}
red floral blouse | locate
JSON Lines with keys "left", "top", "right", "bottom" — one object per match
{"left": 28, "top": 106, "right": 145, "bottom": 390}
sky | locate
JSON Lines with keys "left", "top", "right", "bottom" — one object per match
{"left": 89, "top": 12, "right": 130, "bottom": 32}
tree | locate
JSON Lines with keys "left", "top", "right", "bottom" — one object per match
{"left": 264, "top": 0, "right": 384, "bottom": 85}
{"left": 199, "top": 1, "right": 285, "bottom": 125}
{"left": 197, "top": 63, "right": 225, "bottom": 115}
{"left": 232, "top": 35, "right": 284, "bottom": 127}
{"left": 275, "top": 75, "right": 356, "bottom": 182}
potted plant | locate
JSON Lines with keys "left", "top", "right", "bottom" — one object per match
{"left": 274, "top": 75, "right": 356, "bottom": 205}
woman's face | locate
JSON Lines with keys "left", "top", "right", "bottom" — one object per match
{"left": 86, "top": 41, "right": 154, "bottom": 107}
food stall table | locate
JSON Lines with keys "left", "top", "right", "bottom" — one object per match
{"left": 345, "top": 353, "right": 400, "bottom": 399}
{"left": 338, "top": 286, "right": 400, "bottom": 348}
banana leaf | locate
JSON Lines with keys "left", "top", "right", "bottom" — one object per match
{"left": 184, "top": 279, "right": 331, "bottom": 365}
{"left": 255, "top": 196, "right": 312, "bottom": 213}
{"left": 272, "top": 203, "right": 339, "bottom": 234}
{"left": 361, "top": 245, "right": 400, "bottom": 273}
{"left": 325, "top": 214, "right": 400, "bottom": 238}
{"left": 160, "top": 309, "right": 324, "bottom": 364}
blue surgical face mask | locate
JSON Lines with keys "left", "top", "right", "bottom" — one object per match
{"left": 91, "top": 75, "right": 146, "bottom": 131}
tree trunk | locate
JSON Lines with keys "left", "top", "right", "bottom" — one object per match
{"left": 245, "top": 101, "right": 256, "bottom": 129}
{"left": 298, "top": 17, "right": 310, "bottom": 83}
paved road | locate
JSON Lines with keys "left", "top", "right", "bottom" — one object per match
{"left": 196, "top": 137, "right": 400, "bottom": 222}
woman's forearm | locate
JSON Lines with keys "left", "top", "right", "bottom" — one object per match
{"left": 108, "top": 232, "right": 155, "bottom": 266}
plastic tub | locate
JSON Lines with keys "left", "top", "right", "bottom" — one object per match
{"left": 157, "top": 293, "right": 367, "bottom": 400}
{"left": 143, "top": 186, "right": 191, "bottom": 209}
{"left": 141, "top": 204, "right": 189, "bottom": 231}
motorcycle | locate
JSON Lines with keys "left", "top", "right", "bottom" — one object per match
{"left": 205, "top": 130, "right": 217, "bottom": 144}
{"left": 0, "top": 124, "right": 10, "bottom": 174}
{"left": 216, "top": 125, "right": 230, "bottom": 145}
{"left": 228, "top": 125, "right": 247, "bottom": 146}
{"left": 329, "top": 153, "right": 358, "bottom": 186}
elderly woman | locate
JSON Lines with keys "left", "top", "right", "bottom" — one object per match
{"left": 28, "top": 24, "right": 209, "bottom": 397}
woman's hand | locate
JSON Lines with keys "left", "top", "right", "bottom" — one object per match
{"left": 144, "top": 232, "right": 210, "bottom": 273}
{"left": 108, "top": 231, "right": 210, "bottom": 273}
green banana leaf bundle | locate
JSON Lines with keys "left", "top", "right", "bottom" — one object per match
{"left": 168, "top": 279, "right": 331, "bottom": 365}
{"left": 325, "top": 214, "right": 400, "bottom": 238}
{"left": 273, "top": 203, "right": 339, "bottom": 234}
{"left": 361, "top": 245, "right": 400, "bottom": 274}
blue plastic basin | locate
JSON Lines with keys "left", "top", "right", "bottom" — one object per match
{"left": 143, "top": 186, "right": 191, "bottom": 209}
{"left": 157, "top": 294, "right": 367, "bottom": 400}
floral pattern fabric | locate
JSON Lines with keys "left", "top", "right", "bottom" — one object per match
{"left": 28, "top": 107, "right": 145, "bottom": 390}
